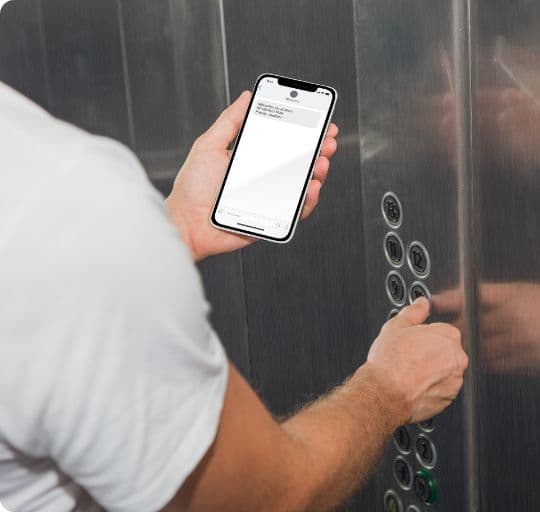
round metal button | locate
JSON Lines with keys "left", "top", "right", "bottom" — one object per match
{"left": 382, "top": 192, "right": 403, "bottom": 228}
{"left": 384, "top": 490, "right": 404, "bottom": 512}
{"left": 408, "top": 281, "right": 432, "bottom": 306}
{"left": 406, "top": 506, "right": 421, "bottom": 512}
{"left": 387, "top": 271, "right": 407, "bottom": 306}
{"left": 394, "top": 456, "right": 413, "bottom": 490}
{"left": 384, "top": 232, "right": 405, "bottom": 268}
{"left": 388, "top": 308, "right": 400, "bottom": 320}
{"left": 418, "top": 418, "right": 435, "bottom": 432}
{"left": 407, "top": 241, "right": 431, "bottom": 278}
{"left": 393, "top": 426, "right": 412, "bottom": 454}
{"left": 415, "top": 434, "right": 437, "bottom": 469}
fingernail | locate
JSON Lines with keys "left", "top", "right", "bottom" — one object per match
{"left": 413, "top": 297, "right": 428, "bottom": 305}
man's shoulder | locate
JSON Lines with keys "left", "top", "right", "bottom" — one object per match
{"left": 0, "top": 82, "right": 148, "bottom": 187}
{"left": 0, "top": 82, "right": 89, "bottom": 163}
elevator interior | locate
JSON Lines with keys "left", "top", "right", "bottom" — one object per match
{"left": 1, "top": 1, "right": 540, "bottom": 511}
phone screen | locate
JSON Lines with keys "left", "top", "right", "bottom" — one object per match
{"left": 212, "top": 74, "right": 336, "bottom": 242}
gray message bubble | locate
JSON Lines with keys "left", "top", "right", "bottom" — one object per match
{"left": 253, "top": 100, "right": 321, "bottom": 128}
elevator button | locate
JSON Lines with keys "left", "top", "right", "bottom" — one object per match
{"left": 414, "top": 469, "right": 437, "bottom": 504}
{"left": 418, "top": 418, "right": 435, "bottom": 432}
{"left": 394, "top": 457, "right": 413, "bottom": 490}
{"left": 386, "top": 271, "right": 407, "bottom": 306}
{"left": 384, "top": 232, "right": 405, "bottom": 267}
{"left": 393, "top": 426, "right": 411, "bottom": 454}
{"left": 406, "top": 506, "right": 421, "bottom": 512}
{"left": 384, "top": 490, "right": 403, "bottom": 512}
{"left": 408, "top": 281, "right": 432, "bottom": 306}
{"left": 388, "top": 309, "right": 400, "bottom": 320}
{"left": 415, "top": 434, "right": 437, "bottom": 468}
{"left": 407, "top": 241, "right": 430, "bottom": 278}
{"left": 382, "top": 192, "right": 403, "bottom": 228}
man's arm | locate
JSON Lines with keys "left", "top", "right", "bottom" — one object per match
{"left": 164, "top": 299, "right": 468, "bottom": 512}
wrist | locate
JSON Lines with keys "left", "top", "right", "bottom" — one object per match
{"left": 165, "top": 197, "right": 200, "bottom": 261}
{"left": 353, "top": 363, "right": 410, "bottom": 431}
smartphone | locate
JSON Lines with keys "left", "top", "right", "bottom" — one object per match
{"left": 211, "top": 73, "right": 337, "bottom": 243}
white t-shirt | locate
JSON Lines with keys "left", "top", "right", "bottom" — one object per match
{"left": 0, "top": 82, "right": 228, "bottom": 511}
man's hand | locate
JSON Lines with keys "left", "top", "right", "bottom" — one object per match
{"left": 365, "top": 297, "right": 468, "bottom": 424}
{"left": 164, "top": 298, "right": 467, "bottom": 512}
{"left": 166, "top": 91, "right": 339, "bottom": 261}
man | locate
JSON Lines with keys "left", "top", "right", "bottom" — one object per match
{"left": 0, "top": 83, "right": 467, "bottom": 512}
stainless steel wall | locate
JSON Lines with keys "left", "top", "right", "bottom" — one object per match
{"left": 474, "top": 1, "right": 540, "bottom": 509}
{"left": 3, "top": 1, "right": 540, "bottom": 511}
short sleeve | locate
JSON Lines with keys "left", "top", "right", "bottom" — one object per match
{"left": 0, "top": 138, "right": 228, "bottom": 511}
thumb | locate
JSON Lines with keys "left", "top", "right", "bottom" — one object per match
{"left": 391, "top": 297, "right": 430, "bottom": 328}
{"left": 199, "top": 91, "right": 252, "bottom": 149}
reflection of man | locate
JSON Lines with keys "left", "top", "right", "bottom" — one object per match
{"left": 0, "top": 81, "right": 467, "bottom": 511}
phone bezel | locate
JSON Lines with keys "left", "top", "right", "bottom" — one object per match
{"left": 210, "top": 73, "right": 337, "bottom": 243}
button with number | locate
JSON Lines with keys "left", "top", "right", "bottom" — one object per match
{"left": 407, "top": 241, "right": 430, "bottom": 278}
{"left": 384, "top": 490, "right": 403, "bottom": 512}
{"left": 414, "top": 469, "right": 437, "bottom": 504}
{"left": 384, "top": 232, "right": 405, "bottom": 268}
{"left": 415, "top": 434, "right": 437, "bottom": 468}
{"left": 394, "top": 457, "right": 413, "bottom": 490}
{"left": 382, "top": 192, "right": 403, "bottom": 228}
{"left": 408, "top": 281, "right": 432, "bottom": 306}
{"left": 393, "top": 426, "right": 412, "bottom": 454}
{"left": 387, "top": 271, "right": 407, "bottom": 306}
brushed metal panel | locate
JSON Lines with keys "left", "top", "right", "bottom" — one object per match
{"left": 41, "top": 0, "right": 131, "bottom": 145}
{"left": 474, "top": 1, "right": 540, "bottom": 509}
{"left": 0, "top": 0, "right": 50, "bottom": 108}
{"left": 118, "top": 0, "right": 180, "bottom": 161}
{"left": 223, "top": 1, "right": 372, "bottom": 510}
{"left": 355, "top": 1, "right": 469, "bottom": 510}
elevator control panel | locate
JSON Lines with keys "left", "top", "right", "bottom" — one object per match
{"left": 381, "top": 192, "right": 438, "bottom": 511}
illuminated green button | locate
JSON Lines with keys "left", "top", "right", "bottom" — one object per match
{"left": 414, "top": 469, "right": 437, "bottom": 504}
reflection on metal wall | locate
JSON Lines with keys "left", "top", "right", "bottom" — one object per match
{"left": 356, "top": 0, "right": 540, "bottom": 510}
{"left": 475, "top": 1, "right": 540, "bottom": 510}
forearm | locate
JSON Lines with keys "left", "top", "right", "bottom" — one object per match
{"left": 170, "top": 364, "right": 405, "bottom": 512}
{"left": 279, "top": 364, "right": 403, "bottom": 511}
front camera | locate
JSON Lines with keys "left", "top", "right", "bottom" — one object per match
{"left": 290, "top": 90, "right": 298, "bottom": 98}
